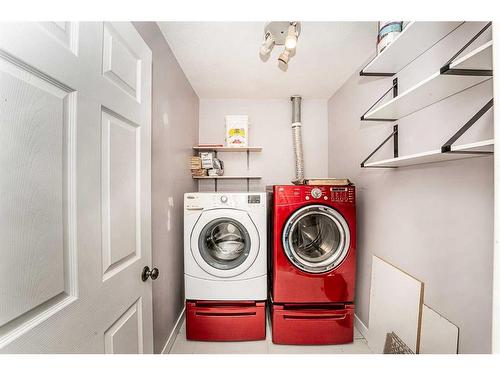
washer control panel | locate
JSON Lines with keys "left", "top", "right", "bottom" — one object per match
{"left": 213, "top": 194, "right": 241, "bottom": 207}
{"left": 185, "top": 193, "right": 265, "bottom": 210}
{"left": 247, "top": 194, "right": 261, "bottom": 204}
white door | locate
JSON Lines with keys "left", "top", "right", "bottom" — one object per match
{"left": 0, "top": 22, "right": 153, "bottom": 353}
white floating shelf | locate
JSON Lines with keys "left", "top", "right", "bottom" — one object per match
{"left": 364, "top": 139, "right": 493, "bottom": 168}
{"left": 193, "top": 146, "right": 262, "bottom": 152}
{"left": 449, "top": 40, "right": 493, "bottom": 71}
{"left": 364, "top": 41, "right": 493, "bottom": 121}
{"left": 361, "top": 22, "right": 463, "bottom": 76}
{"left": 193, "top": 176, "right": 262, "bottom": 180}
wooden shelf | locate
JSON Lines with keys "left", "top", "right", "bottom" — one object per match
{"left": 193, "top": 146, "right": 262, "bottom": 152}
{"left": 363, "top": 41, "right": 493, "bottom": 121}
{"left": 361, "top": 22, "right": 463, "bottom": 76}
{"left": 193, "top": 175, "right": 262, "bottom": 180}
{"left": 364, "top": 139, "right": 493, "bottom": 168}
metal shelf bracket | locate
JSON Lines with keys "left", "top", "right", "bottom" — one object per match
{"left": 441, "top": 98, "right": 494, "bottom": 154}
{"left": 360, "top": 78, "right": 399, "bottom": 122}
{"left": 440, "top": 22, "right": 492, "bottom": 77}
{"left": 360, "top": 71, "right": 395, "bottom": 77}
{"left": 360, "top": 125, "right": 399, "bottom": 168}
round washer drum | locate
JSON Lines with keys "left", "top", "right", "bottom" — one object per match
{"left": 282, "top": 205, "right": 350, "bottom": 274}
{"left": 198, "top": 217, "right": 251, "bottom": 270}
{"left": 190, "top": 208, "right": 260, "bottom": 278}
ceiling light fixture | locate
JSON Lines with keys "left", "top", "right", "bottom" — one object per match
{"left": 260, "top": 21, "right": 301, "bottom": 70}
{"left": 285, "top": 23, "right": 298, "bottom": 51}
{"left": 260, "top": 31, "right": 275, "bottom": 56}
{"left": 278, "top": 49, "right": 291, "bottom": 72}
{"left": 278, "top": 49, "right": 290, "bottom": 65}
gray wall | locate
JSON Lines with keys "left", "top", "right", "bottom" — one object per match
{"left": 198, "top": 99, "right": 328, "bottom": 191}
{"left": 134, "top": 22, "right": 199, "bottom": 354}
{"left": 327, "top": 22, "right": 494, "bottom": 353}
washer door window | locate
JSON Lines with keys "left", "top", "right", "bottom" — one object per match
{"left": 199, "top": 218, "right": 251, "bottom": 270}
{"left": 190, "top": 209, "right": 260, "bottom": 278}
{"left": 282, "top": 205, "right": 350, "bottom": 273}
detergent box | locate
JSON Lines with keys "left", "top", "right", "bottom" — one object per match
{"left": 225, "top": 115, "right": 249, "bottom": 148}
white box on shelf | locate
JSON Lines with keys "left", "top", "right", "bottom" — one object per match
{"left": 199, "top": 152, "right": 214, "bottom": 169}
{"left": 225, "top": 115, "right": 249, "bottom": 148}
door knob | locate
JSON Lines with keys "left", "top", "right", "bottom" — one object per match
{"left": 142, "top": 266, "right": 159, "bottom": 282}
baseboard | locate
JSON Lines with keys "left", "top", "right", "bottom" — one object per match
{"left": 160, "top": 307, "right": 186, "bottom": 354}
{"left": 355, "top": 314, "right": 369, "bottom": 339}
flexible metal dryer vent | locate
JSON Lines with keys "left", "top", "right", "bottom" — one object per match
{"left": 291, "top": 95, "right": 304, "bottom": 184}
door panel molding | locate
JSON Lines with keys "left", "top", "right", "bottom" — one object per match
{"left": 102, "top": 23, "right": 141, "bottom": 102}
{"left": 0, "top": 51, "right": 78, "bottom": 348}
{"left": 39, "top": 22, "right": 79, "bottom": 56}
{"left": 104, "top": 297, "right": 143, "bottom": 354}
{"left": 101, "top": 107, "right": 142, "bottom": 281}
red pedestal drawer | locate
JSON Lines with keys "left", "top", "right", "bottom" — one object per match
{"left": 271, "top": 303, "right": 354, "bottom": 345}
{"left": 186, "top": 300, "right": 266, "bottom": 341}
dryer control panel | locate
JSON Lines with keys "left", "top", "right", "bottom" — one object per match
{"left": 273, "top": 185, "right": 355, "bottom": 205}
{"left": 303, "top": 185, "right": 354, "bottom": 203}
{"left": 329, "top": 186, "right": 355, "bottom": 203}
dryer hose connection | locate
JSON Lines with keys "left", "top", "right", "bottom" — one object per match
{"left": 291, "top": 95, "right": 304, "bottom": 184}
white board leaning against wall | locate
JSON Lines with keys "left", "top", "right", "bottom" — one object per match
{"left": 419, "top": 305, "right": 459, "bottom": 354}
{"left": 367, "top": 255, "right": 424, "bottom": 354}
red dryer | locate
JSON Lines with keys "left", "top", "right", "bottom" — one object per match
{"left": 268, "top": 184, "right": 356, "bottom": 345}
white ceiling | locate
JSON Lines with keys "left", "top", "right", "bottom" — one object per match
{"left": 158, "top": 22, "right": 377, "bottom": 99}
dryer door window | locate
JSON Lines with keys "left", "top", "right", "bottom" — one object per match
{"left": 282, "top": 205, "right": 350, "bottom": 274}
{"left": 198, "top": 218, "right": 251, "bottom": 270}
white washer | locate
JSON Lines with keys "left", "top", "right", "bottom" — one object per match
{"left": 184, "top": 192, "right": 267, "bottom": 301}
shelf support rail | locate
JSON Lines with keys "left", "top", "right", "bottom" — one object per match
{"left": 360, "top": 78, "right": 399, "bottom": 122}
{"left": 214, "top": 150, "right": 218, "bottom": 192}
{"left": 441, "top": 98, "right": 494, "bottom": 154}
{"left": 360, "top": 125, "right": 399, "bottom": 168}
{"left": 440, "top": 22, "right": 492, "bottom": 76}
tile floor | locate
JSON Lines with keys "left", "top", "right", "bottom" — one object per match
{"left": 169, "top": 314, "right": 372, "bottom": 354}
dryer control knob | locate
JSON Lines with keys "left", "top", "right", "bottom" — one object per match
{"left": 220, "top": 195, "right": 228, "bottom": 203}
{"left": 311, "top": 188, "right": 322, "bottom": 199}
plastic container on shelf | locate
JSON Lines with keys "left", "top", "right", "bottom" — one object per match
{"left": 377, "top": 21, "right": 403, "bottom": 54}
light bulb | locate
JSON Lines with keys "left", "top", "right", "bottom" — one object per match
{"left": 260, "top": 32, "right": 275, "bottom": 56}
{"left": 278, "top": 49, "right": 290, "bottom": 65}
{"left": 285, "top": 24, "right": 297, "bottom": 51}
